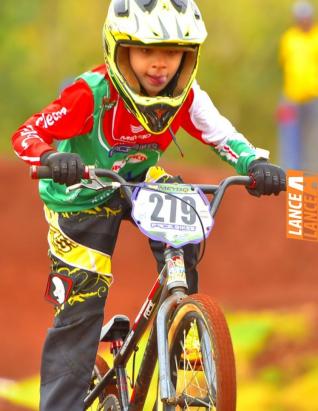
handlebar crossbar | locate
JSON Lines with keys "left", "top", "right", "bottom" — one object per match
{"left": 30, "top": 166, "right": 253, "bottom": 218}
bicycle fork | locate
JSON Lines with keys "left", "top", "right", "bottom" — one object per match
{"left": 156, "top": 247, "right": 188, "bottom": 408}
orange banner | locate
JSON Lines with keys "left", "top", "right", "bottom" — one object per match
{"left": 286, "top": 170, "right": 318, "bottom": 241}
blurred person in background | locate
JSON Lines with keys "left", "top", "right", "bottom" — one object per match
{"left": 278, "top": 0, "right": 318, "bottom": 172}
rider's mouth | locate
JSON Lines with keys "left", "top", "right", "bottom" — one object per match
{"left": 146, "top": 75, "right": 168, "bottom": 86}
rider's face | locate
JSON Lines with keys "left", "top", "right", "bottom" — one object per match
{"left": 129, "top": 46, "right": 184, "bottom": 96}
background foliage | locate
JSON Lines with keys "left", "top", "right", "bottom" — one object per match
{"left": 1, "top": 0, "right": 316, "bottom": 163}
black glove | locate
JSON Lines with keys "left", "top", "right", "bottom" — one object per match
{"left": 247, "top": 160, "right": 286, "bottom": 197}
{"left": 41, "top": 151, "right": 85, "bottom": 186}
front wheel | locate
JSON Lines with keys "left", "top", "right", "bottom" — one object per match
{"left": 158, "top": 294, "right": 236, "bottom": 410}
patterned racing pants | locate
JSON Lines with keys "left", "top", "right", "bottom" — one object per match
{"left": 40, "top": 186, "right": 199, "bottom": 410}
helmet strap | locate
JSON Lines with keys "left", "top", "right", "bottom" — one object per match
{"left": 169, "top": 127, "right": 184, "bottom": 158}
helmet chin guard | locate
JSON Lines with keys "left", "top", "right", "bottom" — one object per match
{"left": 139, "top": 103, "right": 179, "bottom": 133}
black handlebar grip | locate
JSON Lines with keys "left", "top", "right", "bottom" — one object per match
{"left": 30, "top": 165, "right": 91, "bottom": 180}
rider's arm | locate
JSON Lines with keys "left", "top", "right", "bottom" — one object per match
{"left": 180, "top": 81, "right": 266, "bottom": 175}
{"left": 11, "top": 79, "right": 94, "bottom": 165}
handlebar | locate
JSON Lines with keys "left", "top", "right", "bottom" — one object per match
{"left": 30, "top": 165, "right": 253, "bottom": 218}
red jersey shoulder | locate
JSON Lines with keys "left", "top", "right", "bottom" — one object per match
{"left": 91, "top": 64, "right": 108, "bottom": 76}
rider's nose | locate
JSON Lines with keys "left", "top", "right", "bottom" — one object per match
{"left": 151, "top": 52, "right": 167, "bottom": 69}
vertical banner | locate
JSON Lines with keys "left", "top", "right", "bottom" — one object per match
{"left": 286, "top": 170, "right": 318, "bottom": 241}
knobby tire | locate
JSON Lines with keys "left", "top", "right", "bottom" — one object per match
{"left": 156, "top": 293, "right": 236, "bottom": 410}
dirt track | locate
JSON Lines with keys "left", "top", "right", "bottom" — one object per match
{"left": 0, "top": 158, "right": 317, "bottom": 410}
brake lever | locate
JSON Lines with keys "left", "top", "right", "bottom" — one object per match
{"left": 66, "top": 177, "right": 121, "bottom": 193}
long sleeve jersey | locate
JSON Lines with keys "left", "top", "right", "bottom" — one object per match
{"left": 12, "top": 65, "right": 260, "bottom": 211}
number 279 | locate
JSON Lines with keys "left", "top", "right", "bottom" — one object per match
{"left": 149, "top": 193, "right": 196, "bottom": 225}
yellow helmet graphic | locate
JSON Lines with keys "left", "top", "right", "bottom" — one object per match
{"left": 103, "top": 0, "right": 207, "bottom": 134}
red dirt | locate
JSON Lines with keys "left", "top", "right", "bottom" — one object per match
{"left": 0, "top": 158, "right": 317, "bottom": 410}
{"left": 0, "top": 400, "right": 30, "bottom": 411}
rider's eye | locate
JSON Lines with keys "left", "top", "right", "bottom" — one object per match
{"left": 141, "top": 48, "right": 151, "bottom": 54}
{"left": 167, "top": 50, "right": 178, "bottom": 56}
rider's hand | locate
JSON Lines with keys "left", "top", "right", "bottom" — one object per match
{"left": 40, "top": 151, "right": 85, "bottom": 186}
{"left": 246, "top": 160, "right": 286, "bottom": 197}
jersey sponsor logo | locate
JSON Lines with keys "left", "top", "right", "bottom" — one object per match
{"left": 130, "top": 124, "right": 144, "bottom": 133}
{"left": 35, "top": 107, "right": 67, "bottom": 129}
{"left": 127, "top": 153, "right": 148, "bottom": 163}
{"left": 112, "top": 159, "right": 127, "bottom": 173}
{"left": 109, "top": 143, "right": 159, "bottom": 157}
{"left": 115, "top": 124, "right": 151, "bottom": 143}
{"left": 118, "top": 133, "right": 152, "bottom": 142}
{"left": 20, "top": 125, "right": 44, "bottom": 149}
{"left": 111, "top": 152, "right": 148, "bottom": 172}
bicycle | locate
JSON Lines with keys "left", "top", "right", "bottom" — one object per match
{"left": 31, "top": 165, "right": 278, "bottom": 410}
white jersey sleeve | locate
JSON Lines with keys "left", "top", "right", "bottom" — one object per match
{"left": 181, "top": 81, "right": 265, "bottom": 174}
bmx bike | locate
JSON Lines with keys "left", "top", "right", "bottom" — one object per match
{"left": 31, "top": 165, "right": 273, "bottom": 410}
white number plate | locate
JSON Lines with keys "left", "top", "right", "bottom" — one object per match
{"left": 131, "top": 183, "right": 214, "bottom": 247}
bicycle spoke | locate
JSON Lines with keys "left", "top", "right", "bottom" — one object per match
{"left": 161, "top": 295, "right": 236, "bottom": 411}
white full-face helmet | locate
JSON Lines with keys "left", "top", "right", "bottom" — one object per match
{"left": 103, "top": 0, "right": 207, "bottom": 134}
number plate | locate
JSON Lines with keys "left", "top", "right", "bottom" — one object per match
{"left": 131, "top": 183, "right": 214, "bottom": 247}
